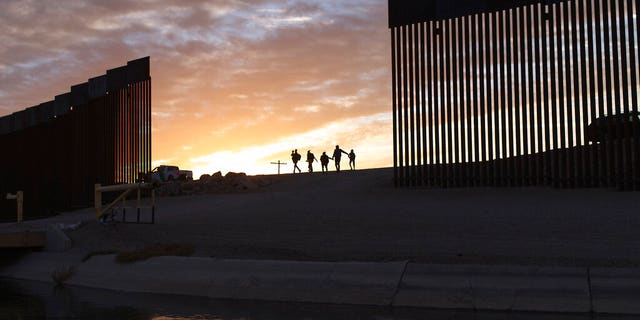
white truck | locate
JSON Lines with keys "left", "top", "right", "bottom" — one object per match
{"left": 150, "top": 165, "right": 193, "bottom": 182}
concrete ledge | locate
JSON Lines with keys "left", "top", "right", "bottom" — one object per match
{"left": 2, "top": 253, "right": 639, "bottom": 315}
{"left": 45, "top": 224, "right": 72, "bottom": 252}
{"left": 0, "top": 252, "right": 82, "bottom": 282}
{"left": 393, "top": 264, "right": 590, "bottom": 313}
{"left": 591, "top": 267, "right": 640, "bottom": 314}
{"left": 2, "top": 253, "right": 407, "bottom": 306}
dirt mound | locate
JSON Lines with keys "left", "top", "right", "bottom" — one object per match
{"left": 155, "top": 172, "right": 273, "bottom": 197}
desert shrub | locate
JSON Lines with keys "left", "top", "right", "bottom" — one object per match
{"left": 51, "top": 266, "right": 75, "bottom": 285}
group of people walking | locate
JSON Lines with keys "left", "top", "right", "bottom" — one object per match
{"left": 291, "top": 145, "right": 356, "bottom": 173}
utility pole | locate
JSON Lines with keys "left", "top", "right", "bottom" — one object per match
{"left": 270, "top": 160, "right": 287, "bottom": 175}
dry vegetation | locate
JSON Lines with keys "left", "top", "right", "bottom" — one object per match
{"left": 51, "top": 266, "right": 75, "bottom": 285}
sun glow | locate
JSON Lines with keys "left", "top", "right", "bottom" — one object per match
{"left": 187, "top": 113, "right": 392, "bottom": 177}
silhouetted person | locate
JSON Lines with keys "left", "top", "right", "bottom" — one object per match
{"left": 332, "top": 145, "right": 348, "bottom": 172}
{"left": 306, "top": 150, "right": 317, "bottom": 173}
{"left": 320, "top": 152, "right": 332, "bottom": 172}
{"left": 348, "top": 149, "right": 356, "bottom": 170}
{"left": 291, "top": 149, "right": 302, "bottom": 173}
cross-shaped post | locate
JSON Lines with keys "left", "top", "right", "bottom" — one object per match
{"left": 270, "top": 160, "right": 287, "bottom": 175}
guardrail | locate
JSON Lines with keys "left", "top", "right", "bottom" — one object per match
{"left": 94, "top": 183, "right": 155, "bottom": 223}
{"left": 5, "top": 191, "right": 24, "bottom": 223}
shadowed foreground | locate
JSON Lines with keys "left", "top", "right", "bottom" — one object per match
{"left": 58, "top": 167, "right": 640, "bottom": 267}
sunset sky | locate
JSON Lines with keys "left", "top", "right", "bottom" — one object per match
{"left": 0, "top": 0, "right": 391, "bottom": 177}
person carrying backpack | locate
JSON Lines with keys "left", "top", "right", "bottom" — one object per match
{"left": 306, "top": 150, "right": 317, "bottom": 173}
{"left": 291, "top": 149, "right": 302, "bottom": 173}
{"left": 348, "top": 149, "right": 356, "bottom": 170}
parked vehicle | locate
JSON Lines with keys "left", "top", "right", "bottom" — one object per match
{"left": 586, "top": 111, "right": 640, "bottom": 143}
{"left": 150, "top": 165, "right": 193, "bottom": 182}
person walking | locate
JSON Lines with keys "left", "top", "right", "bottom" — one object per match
{"left": 291, "top": 149, "right": 302, "bottom": 173}
{"left": 332, "top": 145, "right": 348, "bottom": 172}
{"left": 306, "top": 150, "right": 317, "bottom": 173}
{"left": 348, "top": 149, "right": 356, "bottom": 170}
{"left": 320, "top": 151, "right": 332, "bottom": 172}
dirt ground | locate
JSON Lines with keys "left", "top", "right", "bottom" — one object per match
{"left": 50, "top": 167, "right": 640, "bottom": 267}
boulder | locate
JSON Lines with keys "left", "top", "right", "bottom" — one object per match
{"left": 224, "top": 172, "right": 247, "bottom": 179}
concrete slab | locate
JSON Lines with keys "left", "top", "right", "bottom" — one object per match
{"left": 4, "top": 253, "right": 640, "bottom": 315}
{"left": 0, "top": 252, "right": 82, "bottom": 282}
{"left": 394, "top": 264, "right": 590, "bottom": 313}
{"left": 591, "top": 267, "right": 640, "bottom": 314}
{"left": 71, "top": 256, "right": 407, "bottom": 306}
{"left": 393, "top": 264, "right": 474, "bottom": 309}
{"left": 469, "top": 265, "right": 590, "bottom": 313}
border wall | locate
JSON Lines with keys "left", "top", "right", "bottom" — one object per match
{"left": 390, "top": 0, "right": 640, "bottom": 189}
{"left": 0, "top": 57, "right": 151, "bottom": 220}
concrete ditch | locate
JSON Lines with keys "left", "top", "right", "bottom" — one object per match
{"left": 1, "top": 252, "right": 639, "bottom": 315}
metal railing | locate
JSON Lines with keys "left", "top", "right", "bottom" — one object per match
{"left": 94, "top": 183, "right": 155, "bottom": 224}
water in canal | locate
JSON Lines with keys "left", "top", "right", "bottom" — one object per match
{"left": 0, "top": 278, "right": 634, "bottom": 320}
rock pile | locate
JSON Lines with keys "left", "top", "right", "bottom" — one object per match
{"left": 155, "top": 171, "right": 272, "bottom": 197}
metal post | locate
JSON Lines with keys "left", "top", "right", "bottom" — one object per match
{"left": 270, "top": 160, "right": 287, "bottom": 174}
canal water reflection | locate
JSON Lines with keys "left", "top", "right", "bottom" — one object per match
{"left": 0, "top": 279, "right": 634, "bottom": 320}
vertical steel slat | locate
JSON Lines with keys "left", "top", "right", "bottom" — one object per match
{"left": 606, "top": 0, "right": 622, "bottom": 188}
{"left": 420, "top": 22, "right": 427, "bottom": 185}
{"left": 427, "top": 21, "right": 435, "bottom": 184}
{"left": 402, "top": 26, "right": 409, "bottom": 186}
{"left": 512, "top": 7, "right": 527, "bottom": 186}
{"left": 535, "top": 4, "right": 544, "bottom": 184}
{"left": 571, "top": 0, "right": 580, "bottom": 186}
{"left": 498, "top": 11, "right": 507, "bottom": 186}
{"left": 627, "top": 0, "right": 640, "bottom": 189}
{"left": 504, "top": 9, "right": 517, "bottom": 186}
{"left": 414, "top": 23, "right": 423, "bottom": 186}
{"left": 602, "top": 0, "right": 615, "bottom": 187}
{"left": 570, "top": 0, "right": 582, "bottom": 187}
{"left": 556, "top": 2, "right": 567, "bottom": 187}
{"left": 618, "top": 0, "right": 631, "bottom": 189}
{"left": 465, "top": 15, "right": 475, "bottom": 185}
{"left": 438, "top": 20, "right": 445, "bottom": 185}
{"left": 399, "top": 26, "right": 405, "bottom": 185}
{"left": 479, "top": 14, "right": 488, "bottom": 185}
{"left": 594, "top": 0, "right": 606, "bottom": 186}
{"left": 610, "top": 0, "right": 625, "bottom": 189}
{"left": 490, "top": 12, "right": 499, "bottom": 185}
{"left": 526, "top": 5, "right": 542, "bottom": 184}
{"left": 542, "top": 4, "right": 551, "bottom": 185}
{"left": 392, "top": 28, "right": 398, "bottom": 186}
{"left": 578, "top": 0, "right": 590, "bottom": 187}
{"left": 549, "top": 4, "right": 559, "bottom": 187}
{"left": 452, "top": 18, "right": 460, "bottom": 186}
{"left": 444, "top": 19, "right": 451, "bottom": 186}
{"left": 519, "top": 6, "right": 529, "bottom": 184}
{"left": 430, "top": 21, "right": 437, "bottom": 184}
{"left": 408, "top": 25, "right": 416, "bottom": 186}
{"left": 588, "top": 0, "right": 599, "bottom": 186}
{"left": 563, "top": 2, "right": 573, "bottom": 187}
